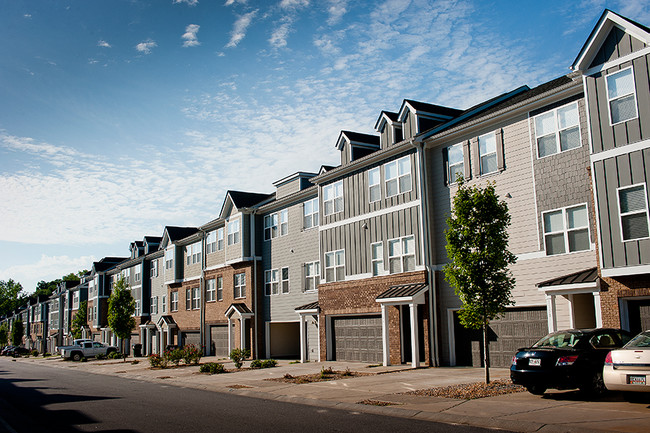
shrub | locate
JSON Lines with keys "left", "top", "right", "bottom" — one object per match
{"left": 96, "top": 353, "right": 106, "bottom": 360}
{"left": 199, "top": 362, "right": 225, "bottom": 374}
{"left": 43, "top": 352, "right": 51, "bottom": 357}
{"left": 164, "top": 347, "right": 184, "bottom": 366}
{"left": 148, "top": 353, "right": 167, "bottom": 369}
{"left": 80, "top": 357, "right": 87, "bottom": 362}
{"left": 319, "top": 366, "right": 333, "bottom": 379}
{"left": 108, "top": 351, "right": 122, "bottom": 359}
{"left": 182, "top": 344, "right": 202, "bottom": 365}
{"left": 229, "top": 348, "right": 250, "bottom": 369}
{"left": 131, "top": 359, "right": 139, "bottom": 365}
{"left": 262, "top": 359, "right": 277, "bottom": 368}
{"left": 31, "top": 350, "right": 39, "bottom": 357}
{"left": 250, "top": 359, "right": 262, "bottom": 369}
{"left": 342, "top": 367, "right": 352, "bottom": 377}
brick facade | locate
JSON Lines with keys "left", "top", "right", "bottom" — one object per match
{"left": 599, "top": 276, "right": 650, "bottom": 328}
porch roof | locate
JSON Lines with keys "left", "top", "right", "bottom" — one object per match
{"left": 537, "top": 268, "right": 598, "bottom": 288}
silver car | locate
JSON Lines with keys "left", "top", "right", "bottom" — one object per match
{"left": 603, "top": 330, "right": 650, "bottom": 393}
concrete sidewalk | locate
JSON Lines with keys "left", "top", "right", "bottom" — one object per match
{"left": 10, "top": 355, "right": 650, "bottom": 433}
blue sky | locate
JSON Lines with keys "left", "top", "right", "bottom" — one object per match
{"left": 1, "top": 0, "right": 648, "bottom": 293}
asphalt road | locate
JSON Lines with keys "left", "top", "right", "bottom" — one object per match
{"left": 0, "top": 359, "right": 510, "bottom": 433}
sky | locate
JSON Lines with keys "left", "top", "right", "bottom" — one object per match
{"left": 1, "top": 0, "right": 649, "bottom": 293}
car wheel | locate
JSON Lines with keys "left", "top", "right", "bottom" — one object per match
{"left": 72, "top": 352, "right": 82, "bottom": 362}
{"left": 526, "top": 385, "right": 547, "bottom": 395}
{"left": 579, "top": 371, "right": 607, "bottom": 397}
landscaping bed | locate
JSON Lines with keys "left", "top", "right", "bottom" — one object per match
{"left": 266, "top": 367, "right": 372, "bottom": 384}
{"left": 401, "top": 378, "right": 525, "bottom": 399}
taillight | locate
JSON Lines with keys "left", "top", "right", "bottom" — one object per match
{"left": 556, "top": 355, "right": 579, "bottom": 366}
{"left": 604, "top": 351, "right": 612, "bottom": 366}
{"left": 512, "top": 355, "right": 517, "bottom": 366}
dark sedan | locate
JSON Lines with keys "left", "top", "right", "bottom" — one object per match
{"left": 511, "top": 328, "right": 632, "bottom": 396}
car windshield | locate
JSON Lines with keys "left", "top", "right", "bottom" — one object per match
{"left": 625, "top": 331, "right": 650, "bottom": 348}
{"left": 532, "top": 331, "right": 583, "bottom": 348}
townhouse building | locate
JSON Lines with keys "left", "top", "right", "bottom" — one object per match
{"left": 86, "top": 257, "right": 127, "bottom": 343}
{"left": 28, "top": 295, "right": 48, "bottom": 352}
{"left": 143, "top": 243, "right": 164, "bottom": 355}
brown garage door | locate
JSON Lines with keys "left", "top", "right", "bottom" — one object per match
{"left": 183, "top": 332, "right": 201, "bottom": 347}
{"left": 455, "top": 307, "right": 548, "bottom": 368}
{"left": 627, "top": 300, "right": 650, "bottom": 335}
{"left": 332, "top": 315, "right": 382, "bottom": 363}
{"left": 211, "top": 325, "right": 229, "bottom": 357}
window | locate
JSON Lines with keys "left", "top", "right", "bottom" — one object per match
{"left": 186, "top": 241, "right": 201, "bottom": 265}
{"left": 265, "top": 269, "right": 279, "bottom": 296}
{"left": 134, "top": 300, "right": 141, "bottom": 317}
{"left": 171, "top": 291, "right": 178, "bottom": 312}
{"left": 216, "top": 277, "right": 223, "bottom": 301}
{"left": 165, "top": 248, "right": 174, "bottom": 270}
{"left": 371, "top": 242, "right": 383, "bottom": 276}
{"left": 93, "top": 305, "right": 97, "bottom": 321}
{"left": 206, "top": 279, "right": 216, "bottom": 302}
{"left": 535, "top": 102, "right": 580, "bottom": 158}
{"left": 447, "top": 143, "right": 464, "bottom": 183}
{"left": 368, "top": 167, "right": 381, "bottom": 202}
{"left": 234, "top": 273, "right": 246, "bottom": 299}
{"left": 606, "top": 67, "right": 638, "bottom": 125}
{"left": 388, "top": 235, "right": 416, "bottom": 273}
{"left": 192, "top": 287, "right": 200, "bottom": 310}
{"left": 162, "top": 295, "right": 167, "bottom": 313}
{"left": 323, "top": 181, "right": 343, "bottom": 216}
{"left": 281, "top": 267, "right": 289, "bottom": 294}
{"left": 543, "top": 204, "right": 590, "bottom": 255}
{"left": 265, "top": 209, "right": 289, "bottom": 240}
{"left": 217, "top": 228, "right": 224, "bottom": 251}
{"left": 303, "top": 198, "right": 319, "bottom": 229}
{"left": 304, "top": 261, "right": 319, "bottom": 292}
{"left": 385, "top": 156, "right": 411, "bottom": 196}
{"left": 227, "top": 219, "right": 240, "bottom": 245}
{"left": 280, "top": 209, "right": 288, "bottom": 236}
{"left": 134, "top": 265, "right": 141, "bottom": 282}
{"left": 206, "top": 230, "right": 217, "bottom": 254}
{"left": 186, "top": 288, "right": 192, "bottom": 310}
{"left": 151, "top": 296, "right": 158, "bottom": 315}
{"left": 618, "top": 184, "right": 650, "bottom": 241}
{"left": 324, "top": 250, "right": 345, "bottom": 282}
{"left": 478, "top": 132, "right": 497, "bottom": 175}
{"left": 72, "top": 292, "right": 79, "bottom": 309}
{"left": 150, "top": 259, "right": 158, "bottom": 277}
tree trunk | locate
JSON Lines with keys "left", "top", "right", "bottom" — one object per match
{"left": 483, "top": 323, "right": 490, "bottom": 384}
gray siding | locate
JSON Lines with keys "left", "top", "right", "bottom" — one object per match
{"left": 276, "top": 178, "right": 301, "bottom": 199}
{"left": 589, "top": 26, "right": 647, "bottom": 68}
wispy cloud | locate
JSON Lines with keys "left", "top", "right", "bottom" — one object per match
{"left": 97, "top": 39, "right": 111, "bottom": 48}
{"left": 182, "top": 24, "right": 201, "bottom": 47}
{"left": 24, "top": 14, "right": 32, "bottom": 19}
{"left": 326, "top": 0, "right": 348, "bottom": 25}
{"left": 280, "top": 0, "right": 310, "bottom": 9}
{"left": 224, "top": 0, "right": 247, "bottom": 5}
{"left": 269, "top": 17, "right": 292, "bottom": 48}
{"left": 226, "top": 10, "right": 257, "bottom": 48}
{"left": 173, "top": 0, "right": 199, "bottom": 6}
{"left": 135, "top": 39, "right": 157, "bottom": 54}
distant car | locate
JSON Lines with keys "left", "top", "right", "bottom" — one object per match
{"left": 510, "top": 328, "right": 632, "bottom": 396}
{"left": 1, "top": 346, "right": 14, "bottom": 356}
{"left": 5, "top": 347, "right": 30, "bottom": 357}
{"left": 61, "top": 341, "right": 118, "bottom": 361}
{"left": 603, "top": 330, "right": 650, "bottom": 393}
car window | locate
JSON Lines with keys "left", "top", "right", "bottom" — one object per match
{"left": 590, "top": 333, "right": 617, "bottom": 348}
{"left": 533, "top": 331, "right": 583, "bottom": 348}
{"left": 625, "top": 331, "right": 650, "bottom": 348}
{"left": 84, "top": 342, "right": 92, "bottom": 348}
{"left": 93, "top": 342, "right": 102, "bottom": 348}
{"left": 615, "top": 331, "right": 633, "bottom": 346}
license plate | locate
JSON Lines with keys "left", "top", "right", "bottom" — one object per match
{"left": 628, "top": 375, "right": 646, "bottom": 385}
{"left": 529, "top": 358, "right": 541, "bottom": 366}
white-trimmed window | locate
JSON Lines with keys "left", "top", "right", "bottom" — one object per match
{"left": 371, "top": 242, "right": 383, "bottom": 276}
{"left": 281, "top": 267, "right": 289, "bottom": 294}
{"left": 186, "top": 241, "right": 201, "bottom": 265}
{"left": 134, "top": 300, "right": 141, "bottom": 317}
{"left": 447, "top": 143, "right": 464, "bottom": 183}
{"left": 217, "top": 228, "right": 224, "bottom": 251}
{"left": 186, "top": 288, "right": 192, "bottom": 310}
{"left": 206, "top": 279, "right": 216, "bottom": 302}
{"left": 324, "top": 250, "right": 345, "bottom": 282}
{"left": 478, "top": 132, "right": 497, "bottom": 175}
{"left": 93, "top": 305, "right": 97, "bottom": 321}
{"left": 304, "top": 261, "right": 319, "bottom": 292}
{"left": 542, "top": 204, "right": 590, "bottom": 255}
{"left": 234, "top": 273, "right": 246, "bottom": 299}
{"left": 606, "top": 67, "right": 638, "bottom": 125}
{"left": 216, "top": 276, "right": 223, "bottom": 301}
{"left": 264, "top": 213, "right": 279, "bottom": 240}
{"left": 162, "top": 295, "right": 167, "bottom": 313}
{"left": 323, "top": 181, "right": 343, "bottom": 216}
{"left": 72, "top": 292, "right": 79, "bottom": 310}
{"left": 280, "top": 209, "right": 288, "bottom": 235}
{"left": 165, "top": 248, "right": 174, "bottom": 270}
{"left": 265, "top": 269, "right": 279, "bottom": 296}
{"left": 151, "top": 296, "right": 158, "bottom": 315}
{"left": 134, "top": 265, "right": 141, "bottom": 282}
{"left": 618, "top": 184, "right": 650, "bottom": 241}
{"left": 303, "top": 198, "right": 319, "bottom": 229}
{"left": 227, "top": 219, "right": 240, "bottom": 245}
{"left": 171, "top": 291, "right": 178, "bottom": 312}
{"left": 535, "top": 102, "right": 581, "bottom": 158}
{"left": 192, "top": 287, "right": 200, "bottom": 310}
{"left": 150, "top": 259, "right": 158, "bottom": 277}
{"left": 368, "top": 167, "right": 381, "bottom": 202}
{"left": 206, "top": 230, "right": 217, "bottom": 254}
{"left": 385, "top": 155, "right": 411, "bottom": 196}
{"left": 388, "top": 235, "right": 416, "bottom": 273}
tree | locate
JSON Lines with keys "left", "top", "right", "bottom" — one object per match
{"left": 34, "top": 280, "right": 58, "bottom": 297}
{"left": 0, "top": 280, "right": 26, "bottom": 317}
{"left": 70, "top": 300, "right": 88, "bottom": 339}
{"left": 11, "top": 318, "right": 24, "bottom": 347}
{"left": 107, "top": 276, "right": 135, "bottom": 359}
{"left": 0, "top": 323, "right": 8, "bottom": 346}
{"left": 444, "top": 179, "right": 517, "bottom": 384}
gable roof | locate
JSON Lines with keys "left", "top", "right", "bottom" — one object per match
{"left": 397, "top": 99, "right": 462, "bottom": 122}
{"left": 164, "top": 226, "right": 199, "bottom": 243}
{"left": 571, "top": 9, "right": 650, "bottom": 71}
{"left": 374, "top": 110, "right": 400, "bottom": 132}
{"left": 335, "top": 131, "right": 380, "bottom": 150}
{"left": 219, "top": 190, "right": 273, "bottom": 219}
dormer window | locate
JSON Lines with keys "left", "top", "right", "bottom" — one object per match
{"left": 394, "top": 126, "right": 403, "bottom": 143}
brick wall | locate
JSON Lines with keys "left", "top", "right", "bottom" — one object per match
{"left": 599, "top": 276, "right": 650, "bottom": 328}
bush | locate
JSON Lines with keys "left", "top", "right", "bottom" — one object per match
{"left": 31, "top": 350, "right": 39, "bottom": 357}
{"left": 319, "top": 366, "right": 333, "bottom": 379}
{"left": 148, "top": 353, "right": 167, "bottom": 369}
{"left": 199, "top": 362, "right": 225, "bottom": 374}
{"left": 43, "top": 352, "right": 51, "bottom": 357}
{"left": 108, "top": 351, "right": 123, "bottom": 360}
{"left": 95, "top": 353, "right": 106, "bottom": 360}
{"left": 164, "top": 347, "right": 184, "bottom": 366}
{"left": 229, "top": 348, "right": 250, "bottom": 369}
{"left": 250, "top": 359, "right": 262, "bottom": 369}
{"left": 182, "top": 344, "right": 202, "bottom": 365}
{"left": 262, "top": 359, "right": 277, "bottom": 368}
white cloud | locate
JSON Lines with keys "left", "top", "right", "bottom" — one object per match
{"left": 0, "top": 255, "right": 96, "bottom": 294}
{"left": 280, "top": 0, "right": 310, "bottom": 9}
{"left": 24, "top": 14, "right": 32, "bottom": 19}
{"left": 224, "top": 0, "right": 247, "bottom": 5}
{"left": 182, "top": 24, "right": 201, "bottom": 47}
{"left": 326, "top": 0, "right": 348, "bottom": 25}
{"left": 269, "top": 17, "right": 292, "bottom": 48}
{"left": 226, "top": 10, "right": 257, "bottom": 48}
{"left": 173, "top": 0, "right": 199, "bottom": 6}
{"left": 97, "top": 39, "right": 111, "bottom": 48}
{"left": 135, "top": 39, "right": 157, "bottom": 54}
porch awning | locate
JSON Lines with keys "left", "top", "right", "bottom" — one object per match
{"left": 376, "top": 282, "right": 428, "bottom": 305}
{"left": 295, "top": 301, "right": 319, "bottom": 313}
{"left": 225, "top": 303, "right": 254, "bottom": 319}
{"left": 156, "top": 315, "right": 177, "bottom": 329}
{"left": 537, "top": 267, "right": 599, "bottom": 294}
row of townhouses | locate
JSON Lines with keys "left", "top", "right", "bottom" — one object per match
{"left": 4, "top": 10, "right": 650, "bottom": 369}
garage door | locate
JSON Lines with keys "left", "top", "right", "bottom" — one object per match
{"left": 332, "top": 315, "right": 382, "bottom": 363}
{"left": 455, "top": 307, "right": 548, "bottom": 368}
{"left": 627, "top": 300, "right": 650, "bottom": 335}
{"left": 211, "top": 325, "right": 229, "bottom": 357}
{"left": 183, "top": 332, "right": 201, "bottom": 347}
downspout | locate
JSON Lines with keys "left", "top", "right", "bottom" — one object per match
{"left": 414, "top": 137, "right": 440, "bottom": 367}
{"left": 199, "top": 230, "right": 206, "bottom": 355}
{"left": 250, "top": 210, "right": 259, "bottom": 360}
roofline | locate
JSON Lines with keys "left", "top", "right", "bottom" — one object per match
{"left": 272, "top": 171, "right": 317, "bottom": 188}
{"left": 255, "top": 184, "right": 318, "bottom": 214}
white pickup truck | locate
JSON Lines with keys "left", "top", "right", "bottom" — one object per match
{"left": 60, "top": 340, "right": 118, "bottom": 361}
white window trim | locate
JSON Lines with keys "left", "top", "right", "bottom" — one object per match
{"left": 324, "top": 249, "right": 345, "bottom": 283}
{"left": 542, "top": 203, "right": 592, "bottom": 256}
{"left": 323, "top": 181, "right": 344, "bottom": 216}
{"left": 171, "top": 291, "right": 178, "bottom": 312}
{"left": 206, "top": 230, "right": 217, "bottom": 254}
{"left": 371, "top": 241, "right": 384, "bottom": 276}
{"left": 281, "top": 267, "right": 289, "bottom": 294}
{"left": 264, "top": 269, "right": 279, "bottom": 296}
{"left": 385, "top": 155, "right": 412, "bottom": 197}
{"left": 162, "top": 295, "right": 167, "bottom": 313}
{"left": 234, "top": 273, "right": 246, "bottom": 299}
{"left": 447, "top": 143, "right": 464, "bottom": 185}
{"left": 605, "top": 66, "right": 639, "bottom": 126}
{"left": 478, "top": 131, "right": 498, "bottom": 175}
{"left": 617, "top": 183, "right": 650, "bottom": 242}
{"left": 217, "top": 228, "right": 225, "bottom": 251}
{"left": 303, "top": 197, "right": 319, "bottom": 230}
{"left": 387, "top": 235, "right": 416, "bottom": 274}
{"left": 303, "top": 261, "right": 319, "bottom": 292}
{"left": 368, "top": 167, "right": 381, "bottom": 203}
{"left": 227, "top": 219, "right": 240, "bottom": 245}
{"left": 534, "top": 101, "right": 582, "bottom": 159}
{"left": 206, "top": 279, "right": 216, "bottom": 302}
{"left": 216, "top": 276, "right": 223, "bottom": 301}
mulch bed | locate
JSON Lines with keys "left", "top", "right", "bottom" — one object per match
{"left": 266, "top": 368, "right": 371, "bottom": 384}
{"left": 401, "top": 379, "right": 525, "bottom": 399}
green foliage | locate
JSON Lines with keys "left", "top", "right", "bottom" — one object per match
{"left": 31, "top": 350, "right": 39, "bottom": 357}
{"left": 34, "top": 280, "right": 57, "bottom": 297}
{"left": 107, "top": 276, "right": 135, "bottom": 354}
{"left": 107, "top": 351, "right": 123, "bottom": 359}
{"left": 199, "top": 362, "right": 225, "bottom": 374}
{"left": 148, "top": 353, "right": 167, "bottom": 368}
{"left": 182, "top": 344, "right": 202, "bottom": 365}
{"left": 70, "top": 301, "right": 88, "bottom": 339}
{"left": 0, "top": 280, "right": 26, "bottom": 317}
{"left": 95, "top": 353, "right": 107, "bottom": 360}
{"left": 164, "top": 347, "right": 184, "bottom": 366}
{"left": 250, "top": 359, "right": 262, "bottom": 368}
{"left": 251, "top": 359, "right": 278, "bottom": 369}
{"left": 319, "top": 366, "right": 333, "bottom": 379}
{"left": 43, "top": 352, "right": 51, "bottom": 357}
{"left": 0, "top": 323, "right": 8, "bottom": 347}
{"left": 10, "top": 318, "right": 24, "bottom": 346}
{"left": 229, "top": 348, "right": 250, "bottom": 369}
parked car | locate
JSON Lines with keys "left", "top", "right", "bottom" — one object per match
{"left": 603, "top": 330, "right": 650, "bottom": 393}
{"left": 56, "top": 339, "right": 94, "bottom": 356}
{"left": 61, "top": 341, "right": 118, "bottom": 361}
{"left": 5, "top": 347, "right": 30, "bottom": 357}
{"left": 1, "top": 346, "right": 15, "bottom": 356}
{"left": 511, "top": 328, "right": 632, "bottom": 396}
